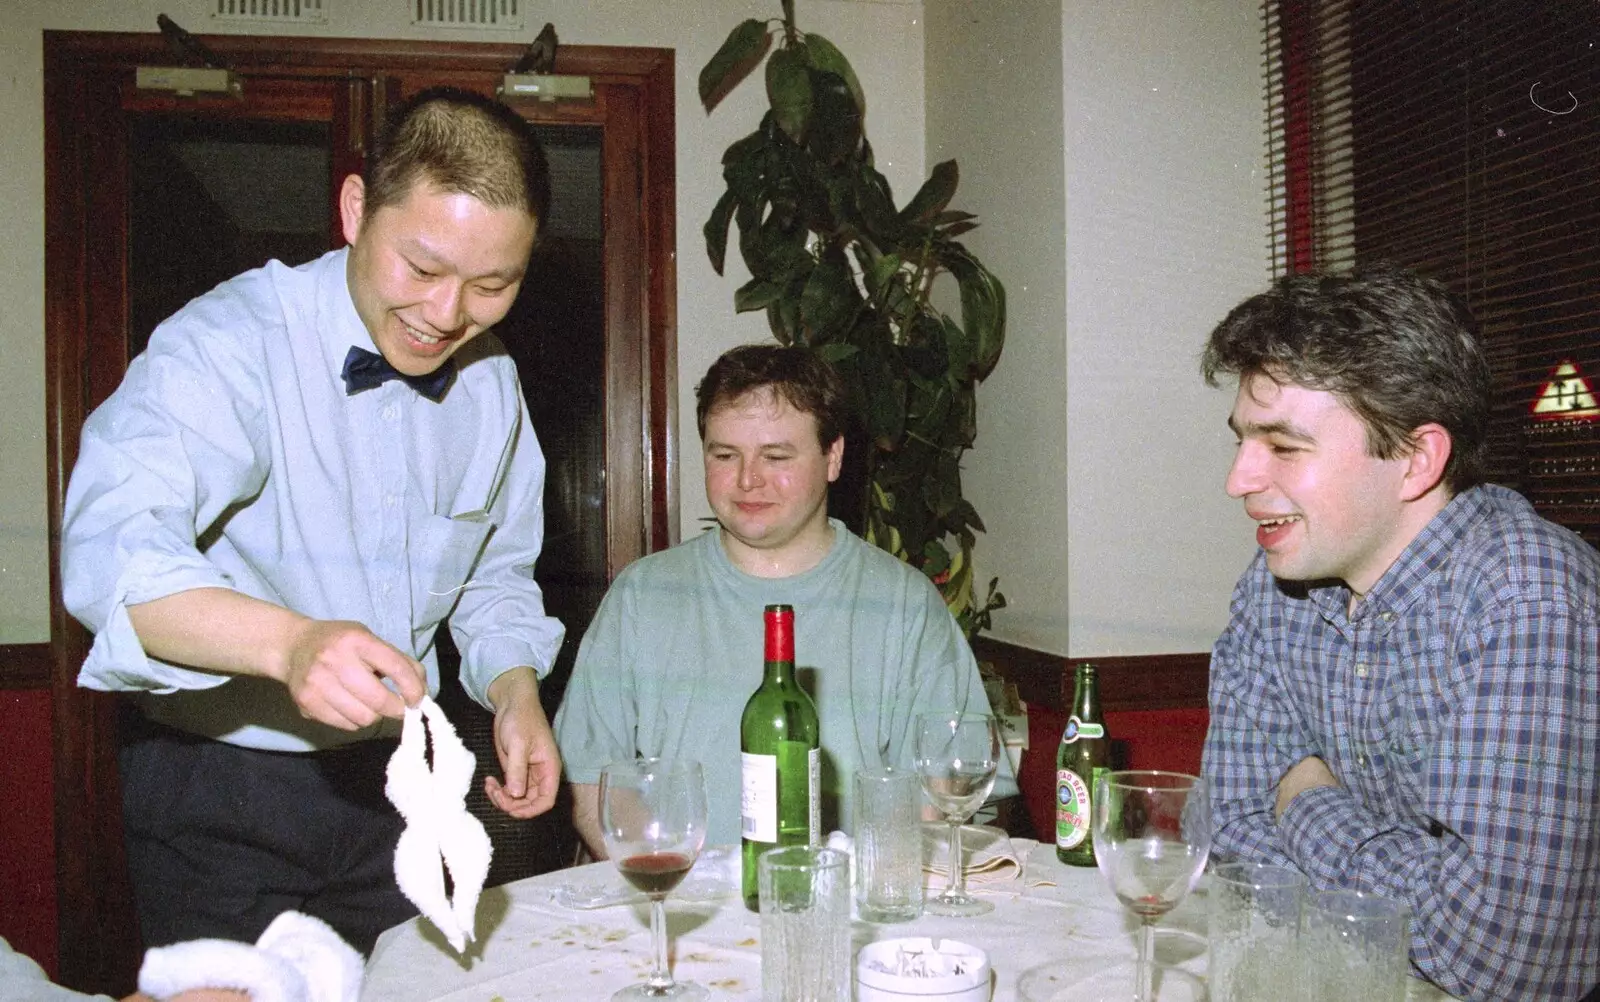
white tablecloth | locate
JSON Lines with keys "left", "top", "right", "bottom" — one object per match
{"left": 363, "top": 840, "right": 1454, "bottom": 1001}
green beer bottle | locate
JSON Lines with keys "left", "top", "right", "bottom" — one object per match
{"left": 1055, "top": 662, "right": 1108, "bottom": 866}
{"left": 739, "top": 604, "right": 820, "bottom": 909}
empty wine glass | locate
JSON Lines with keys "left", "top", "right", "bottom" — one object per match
{"left": 913, "top": 711, "right": 1002, "bottom": 917}
{"left": 1092, "top": 770, "right": 1211, "bottom": 1002}
{"left": 599, "top": 758, "right": 709, "bottom": 1001}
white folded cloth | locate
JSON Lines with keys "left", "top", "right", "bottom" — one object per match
{"left": 384, "top": 696, "right": 492, "bottom": 953}
{"left": 921, "top": 823, "right": 1023, "bottom": 887}
{"left": 137, "top": 911, "right": 362, "bottom": 1002}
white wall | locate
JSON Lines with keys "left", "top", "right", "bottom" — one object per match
{"left": 0, "top": 0, "right": 927, "bottom": 642}
{"left": 926, "top": 0, "right": 1265, "bottom": 657}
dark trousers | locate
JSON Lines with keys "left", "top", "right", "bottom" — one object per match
{"left": 119, "top": 720, "right": 416, "bottom": 956}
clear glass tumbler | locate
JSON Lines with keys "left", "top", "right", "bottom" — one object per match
{"left": 1301, "top": 889, "right": 1410, "bottom": 1002}
{"left": 852, "top": 765, "right": 924, "bottom": 923}
{"left": 758, "top": 845, "right": 851, "bottom": 1002}
{"left": 1208, "top": 862, "right": 1307, "bottom": 1002}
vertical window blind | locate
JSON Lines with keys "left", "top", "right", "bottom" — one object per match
{"left": 1264, "top": 0, "right": 1600, "bottom": 548}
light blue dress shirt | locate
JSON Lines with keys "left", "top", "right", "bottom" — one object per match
{"left": 62, "top": 248, "right": 564, "bottom": 751}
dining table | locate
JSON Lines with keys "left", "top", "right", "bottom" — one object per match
{"left": 362, "top": 833, "right": 1457, "bottom": 1001}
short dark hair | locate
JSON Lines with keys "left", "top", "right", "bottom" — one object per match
{"left": 363, "top": 86, "right": 551, "bottom": 225}
{"left": 1202, "top": 266, "right": 1491, "bottom": 493}
{"left": 695, "top": 344, "right": 850, "bottom": 449}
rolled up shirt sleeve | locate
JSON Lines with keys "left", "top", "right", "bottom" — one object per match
{"left": 62, "top": 309, "right": 269, "bottom": 694}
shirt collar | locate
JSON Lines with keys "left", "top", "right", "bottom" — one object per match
{"left": 1305, "top": 485, "right": 1494, "bottom": 623}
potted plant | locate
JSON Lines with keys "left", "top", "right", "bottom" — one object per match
{"left": 699, "top": 0, "right": 1007, "bottom": 637}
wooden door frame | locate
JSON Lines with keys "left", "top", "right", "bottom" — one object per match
{"left": 42, "top": 31, "right": 676, "bottom": 992}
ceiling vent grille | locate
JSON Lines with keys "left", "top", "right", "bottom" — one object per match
{"left": 213, "top": 0, "right": 327, "bottom": 23}
{"left": 412, "top": 0, "right": 522, "bottom": 30}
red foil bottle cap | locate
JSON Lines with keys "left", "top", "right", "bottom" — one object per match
{"left": 764, "top": 604, "right": 794, "bottom": 662}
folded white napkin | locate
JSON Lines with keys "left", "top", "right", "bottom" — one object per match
{"left": 551, "top": 845, "right": 740, "bottom": 909}
{"left": 921, "top": 823, "right": 1022, "bottom": 887}
{"left": 138, "top": 910, "right": 363, "bottom": 1002}
{"left": 384, "top": 696, "right": 492, "bottom": 953}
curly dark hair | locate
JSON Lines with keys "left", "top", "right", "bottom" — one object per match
{"left": 1202, "top": 266, "right": 1491, "bottom": 493}
{"left": 363, "top": 86, "right": 550, "bottom": 225}
{"left": 695, "top": 344, "right": 849, "bottom": 449}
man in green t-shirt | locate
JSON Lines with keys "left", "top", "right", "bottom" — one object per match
{"left": 553, "top": 344, "right": 1011, "bottom": 853}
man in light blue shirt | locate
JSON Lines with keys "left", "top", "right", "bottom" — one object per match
{"left": 60, "top": 87, "right": 564, "bottom": 953}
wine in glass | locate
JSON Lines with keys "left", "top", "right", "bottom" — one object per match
{"left": 913, "top": 711, "right": 1002, "bottom": 917}
{"left": 599, "top": 758, "right": 709, "bottom": 1002}
{"left": 1092, "top": 770, "right": 1211, "bottom": 1002}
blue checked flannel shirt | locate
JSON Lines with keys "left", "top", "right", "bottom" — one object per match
{"left": 1204, "top": 484, "right": 1600, "bottom": 1001}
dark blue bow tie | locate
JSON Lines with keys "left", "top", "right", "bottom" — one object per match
{"left": 340, "top": 346, "right": 454, "bottom": 402}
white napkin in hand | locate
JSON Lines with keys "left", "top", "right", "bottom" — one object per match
{"left": 385, "top": 696, "right": 492, "bottom": 953}
{"left": 921, "top": 823, "right": 1022, "bottom": 887}
{"left": 138, "top": 910, "right": 363, "bottom": 1002}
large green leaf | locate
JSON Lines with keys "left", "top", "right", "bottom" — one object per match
{"left": 948, "top": 249, "right": 1007, "bottom": 380}
{"left": 699, "top": 19, "right": 772, "bottom": 113}
{"left": 765, "top": 45, "right": 813, "bottom": 143}
{"left": 703, "top": 189, "right": 737, "bottom": 276}
{"left": 805, "top": 70, "right": 863, "bottom": 165}
{"left": 801, "top": 34, "right": 864, "bottom": 116}
{"left": 816, "top": 341, "right": 859, "bottom": 364}
{"left": 735, "top": 277, "right": 785, "bottom": 313}
{"left": 900, "top": 160, "right": 959, "bottom": 225}
{"left": 798, "top": 251, "right": 861, "bottom": 342}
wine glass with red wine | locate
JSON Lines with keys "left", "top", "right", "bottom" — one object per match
{"left": 599, "top": 757, "right": 709, "bottom": 1002}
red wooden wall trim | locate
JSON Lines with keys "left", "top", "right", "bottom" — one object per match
{"left": 0, "top": 643, "right": 52, "bottom": 689}
{"left": 969, "top": 636, "right": 1210, "bottom": 712}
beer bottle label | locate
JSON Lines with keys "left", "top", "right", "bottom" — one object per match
{"left": 1061, "top": 715, "right": 1105, "bottom": 745}
{"left": 1055, "top": 768, "right": 1092, "bottom": 849}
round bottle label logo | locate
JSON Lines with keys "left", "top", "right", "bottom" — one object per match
{"left": 1061, "top": 715, "right": 1105, "bottom": 745}
{"left": 1055, "top": 769, "right": 1091, "bottom": 849}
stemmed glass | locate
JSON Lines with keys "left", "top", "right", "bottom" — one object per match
{"left": 913, "top": 711, "right": 1002, "bottom": 917}
{"left": 599, "top": 758, "right": 709, "bottom": 1001}
{"left": 1091, "top": 770, "right": 1211, "bottom": 1002}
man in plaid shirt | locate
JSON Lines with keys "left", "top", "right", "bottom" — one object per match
{"left": 1200, "top": 268, "right": 1599, "bottom": 1001}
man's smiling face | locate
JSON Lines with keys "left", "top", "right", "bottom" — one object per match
{"left": 341, "top": 175, "right": 536, "bottom": 376}
{"left": 1225, "top": 372, "right": 1418, "bottom": 595}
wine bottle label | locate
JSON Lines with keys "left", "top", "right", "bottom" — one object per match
{"left": 1060, "top": 715, "right": 1105, "bottom": 744}
{"left": 741, "top": 751, "right": 778, "bottom": 842}
{"left": 1056, "top": 768, "right": 1091, "bottom": 849}
{"left": 807, "top": 746, "right": 821, "bottom": 844}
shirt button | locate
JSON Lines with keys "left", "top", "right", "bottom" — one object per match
{"left": 1357, "top": 751, "right": 1369, "bottom": 769}
{"left": 1355, "top": 662, "right": 1370, "bottom": 678}
{"left": 384, "top": 494, "right": 397, "bottom": 508}
{"left": 1380, "top": 611, "right": 1395, "bottom": 623}
{"left": 382, "top": 405, "right": 398, "bottom": 421}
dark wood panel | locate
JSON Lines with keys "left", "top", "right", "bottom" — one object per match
{"left": 0, "top": 644, "right": 52, "bottom": 690}
{"left": 971, "top": 636, "right": 1211, "bottom": 713}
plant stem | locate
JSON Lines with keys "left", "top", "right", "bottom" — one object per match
{"left": 780, "top": 0, "right": 797, "bottom": 43}
{"left": 1134, "top": 917, "right": 1155, "bottom": 1002}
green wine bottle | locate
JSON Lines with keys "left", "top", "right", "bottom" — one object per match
{"left": 740, "top": 604, "right": 820, "bottom": 910}
{"left": 1056, "top": 662, "right": 1109, "bottom": 866}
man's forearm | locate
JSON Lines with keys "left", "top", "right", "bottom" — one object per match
{"left": 571, "top": 783, "right": 608, "bottom": 861}
{"left": 127, "top": 587, "right": 307, "bottom": 682}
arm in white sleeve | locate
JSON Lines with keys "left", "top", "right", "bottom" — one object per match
{"left": 61, "top": 308, "right": 271, "bottom": 694}
{"left": 447, "top": 394, "right": 565, "bottom": 708}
